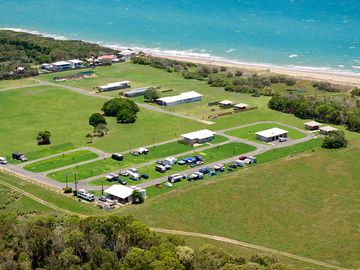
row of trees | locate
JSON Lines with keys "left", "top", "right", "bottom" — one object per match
{"left": 268, "top": 93, "right": 360, "bottom": 132}
{"left": 0, "top": 214, "right": 290, "bottom": 270}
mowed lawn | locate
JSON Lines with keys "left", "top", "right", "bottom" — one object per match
{"left": 23, "top": 150, "right": 99, "bottom": 172}
{"left": 125, "top": 138, "right": 360, "bottom": 269}
{"left": 89, "top": 142, "right": 256, "bottom": 186}
{"left": 225, "top": 123, "right": 306, "bottom": 142}
{"left": 0, "top": 85, "right": 208, "bottom": 160}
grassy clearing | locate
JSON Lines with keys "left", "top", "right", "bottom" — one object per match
{"left": 124, "top": 138, "right": 360, "bottom": 268}
{"left": 0, "top": 171, "right": 101, "bottom": 215}
{"left": 0, "top": 85, "right": 209, "bottom": 159}
{"left": 0, "top": 78, "right": 36, "bottom": 89}
{"left": 48, "top": 141, "right": 211, "bottom": 182}
{"left": 23, "top": 150, "right": 99, "bottom": 172}
{"left": 89, "top": 142, "right": 256, "bottom": 186}
{"left": 226, "top": 123, "right": 306, "bottom": 142}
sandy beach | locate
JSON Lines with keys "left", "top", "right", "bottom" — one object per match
{"left": 144, "top": 51, "right": 360, "bottom": 87}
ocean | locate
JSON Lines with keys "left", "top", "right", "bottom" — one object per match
{"left": 0, "top": 0, "right": 359, "bottom": 73}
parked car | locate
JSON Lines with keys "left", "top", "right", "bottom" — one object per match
{"left": 106, "top": 173, "right": 119, "bottom": 182}
{"left": 195, "top": 161, "right": 204, "bottom": 166}
{"left": 235, "top": 160, "right": 245, "bottom": 167}
{"left": 194, "top": 155, "right": 204, "bottom": 161}
{"left": 131, "top": 150, "right": 140, "bottom": 156}
{"left": 155, "top": 184, "right": 162, "bottom": 188}
{"left": 239, "top": 155, "right": 247, "bottom": 160}
{"left": 129, "top": 171, "right": 141, "bottom": 181}
{"left": 0, "top": 157, "right": 8, "bottom": 165}
{"left": 119, "top": 170, "right": 129, "bottom": 176}
{"left": 168, "top": 173, "right": 183, "bottom": 183}
{"left": 208, "top": 171, "right": 218, "bottom": 176}
{"left": 194, "top": 172, "right": 204, "bottom": 179}
{"left": 12, "top": 152, "right": 27, "bottom": 162}
{"left": 118, "top": 178, "right": 127, "bottom": 185}
{"left": 229, "top": 163, "right": 237, "bottom": 169}
{"left": 178, "top": 160, "right": 187, "bottom": 166}
{"left": 111, "top": 153, "right": 124, "bottom": 161}
{"left": 141, "top": 174, "right": 149, "bottom": 179}
{"left": 214, "top": 164, "right": 225, "bottom": 172}
{"left": 128, "top": 168, "right": 138, "bottom": 173}
{"left": 245, "top": 156, "right": 257, "bottom": 164}
{"left": 98, "top": 196, "right": 107, "bottom": 202}
{"left": 189, "top": 162, "right": 197, "bottom": 168}
{"left": 77, "top": 189, "right": 95, "bottom": 202}
{"left": 165, "top": 157, "right": 177, "bottom": 165}
{"left": 165, "top": 182, "right": 173, "bottom": 188}
{"left": 199, "top": 167, "right": 210, "bottom": 174}
{"left": 156, "top": 164, "right": 167, "bottom": 173}
{"left": 279, "top": 137, "right": 287, "bottom": 142}
{"left": 137, "top": 147, "right": 149, "bottom": 155}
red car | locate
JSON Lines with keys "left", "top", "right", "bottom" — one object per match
{"left": 239, "top": 155, "right": 247, "bottom": 160}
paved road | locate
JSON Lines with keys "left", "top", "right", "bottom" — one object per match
{"left": 2, "top": 121, "right": 314, "bottom": 191}
{"left": 151, "top": 228, "right": 350, "bottom": 270}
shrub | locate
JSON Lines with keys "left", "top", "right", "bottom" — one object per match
{"left": 89, "top": 113, "right": 107, "bottom": 127}
{"left": 322, "top": 130, "right": 348, "bottom": 149}
{"left": 235, "top": 70, "right": 243, "bottom": 77}
{"left": 116, "top": 109, "right": 136, "bottom": 124}
{"left": 37, "top": 130, "right": 51, "bottom": 145}
{"left": 63, "top": 187, "right": 73, "bottom": 193}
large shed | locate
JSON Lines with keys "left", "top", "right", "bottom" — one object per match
{"left": 255, "top": 127, "right": 288, "bottom": 142}
{"left": 157, "top": 91, "right": 202, "bottom": 106}
{"left": 319, "top": 126, "right": 338, "bottom": 135}
{"left": 104, "top": 185, "right": 134, "bottom": 204}
{"left": 181, "top": 129, "right": 215, "bottom": 145}
{"left": 98, "top": 81, "right": 131, "bottom": 92}
{"left": 304, "top": 121, "right": 322, "bottom": 130}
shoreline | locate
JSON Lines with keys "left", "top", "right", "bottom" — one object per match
{"left": 2, "top": 27, "right": 360, "bottom": 87}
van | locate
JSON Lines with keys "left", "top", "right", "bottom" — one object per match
{"left": 235, "top": 160, "right": 245, "bottom": 167}
{"left": 165, "top": 157, "right": 177, "bottom": 165}
{"left": 111, "top": 153, "right": 124, "bottom": 161}
{"left": 156, "top": 164, "right": 167, "bottom": 173}
{"left": 12, "top": 152, "right": 27, "bottom": 162}
{"left": 168, "top": 173, "right": 183, "bottom": 183}
{"left": 0, "top": 157, "right": 7, "bottom": 165}
{"left": 129, "top": 171, "right": 141, "bottom": 181}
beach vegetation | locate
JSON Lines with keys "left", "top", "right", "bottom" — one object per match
{"left": 268, "top": 92, "right": 360, "bottom": 132}
{"left": 0, "top": 30, "right": 115, "bottom": 80}
{"left": 350, "top": 87, "right": 360, "bottom": 97}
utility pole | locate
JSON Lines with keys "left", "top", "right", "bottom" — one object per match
{"left": 74, "top": 172, "right": 78, "bottom": 193}
{"left": 65, "top": 172, "right": 68, "bottom": 189}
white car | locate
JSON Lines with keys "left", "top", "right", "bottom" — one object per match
{"left": 165, "top": 182, "right": 173, "bottom": 188}
{"left": 279, "top": 137, "right": 287, "bottom": 142}
{"left": 0, "top": 157, "right": 8, "bottom": 165}
{"left": 128, "top": 168, "right": 138, "bottom": 173}
{"left": 165, "top": 157, "right": 177, "bottom": 165}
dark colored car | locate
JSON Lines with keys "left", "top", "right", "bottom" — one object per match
{"left": 229, "top": 164, "right": 237, "bottom": 169}
{"left": 118, "top": 178, "right": 126, "bottom": 185}
{"left": 141, "top": 174, "right": 149, "bottom": 179}
{"left": 194, "top": 155, "right": 204, "bottom": 161}
{"left": 178, "top": 160, "right": 187, "bottom": 165}
{"left": 199, "top": 167, "right": 210, "bottom": 174}
{"left": 111, "top": 153, "right": 124, "bottom": 161}
{"left": 239, "top": 155, "right": 247, "bottom": 160}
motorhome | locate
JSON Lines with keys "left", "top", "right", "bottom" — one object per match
{"left": 77, "top": 189, "right": 95, "bottom": 202}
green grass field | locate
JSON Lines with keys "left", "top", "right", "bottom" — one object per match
{"left": 123, "top": 138, "right": 360, "bottom": 269}
{"left": 0, "top": 85, "right": 210, "bottom": 160}
{"left": 23, "top": 150, "right": 99, "bottom": 172}
{"left": 225, "top": 123, "right": 306, "bottom": 142}
{"left": 0, "top": 78, "right": 37, "bottom": 89}
{"left": 89, "top": 142, "right": 256, "bottom": 186}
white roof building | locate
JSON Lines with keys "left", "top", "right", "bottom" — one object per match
{"left": 181, "top": 129, "right": 215, "bottom": 145}
{"left": 105, "top": 185, "right": 134, "bottom": 200}
{"left": 319, "top": 126, "right": 338, "bottom": 134}
{"left": 256, "top": 128, "right": 288, "bottom": 138}
{"left": 52, "top": 61, "right": 71, "bottom": 66}
{"left": 68, "top": 59, "right": 84, "bottom": 64}
{"left": 234, "top": 103, "right": 249, "bottom": 109}
{"left": 219, "top": 100, "right": 234, "bottom": 105}
{"left": 157, "top": 91, "right": 202, "bottom": 106}
{"left": 98, "top": 81, "right": 131, "bottom": 92}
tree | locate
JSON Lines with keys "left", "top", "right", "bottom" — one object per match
{"left": 322, "top": 130, "right": 348, "bottom": 149}
{"left": 144, "top": 87, "right": 160, "bottom": 102}
{"left": 192, "top": 245, "right": 231, "bottom": 270}
{"left": 86, "top": 133, "right": 94, "bottom": 143}
{"left": 132, "top": 190, "right": 144, "bottom": 204}
{"left": 94, "top": 124, "right": 109, "bottom": 137}
{"left": 116, "top": 109, "right": 137, "bottom": 124}
{"left": 37, "top": 130, "right": 51, "bottom": 145}
{"left": 101, "top": 98, "right": 139, "bottom": 117}
{"left": 89, "top": 113, "right": 107, "bottom": 127}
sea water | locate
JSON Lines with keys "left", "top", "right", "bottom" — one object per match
{"left": 0, "top": 0, "right": 359, "bottom": 73}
